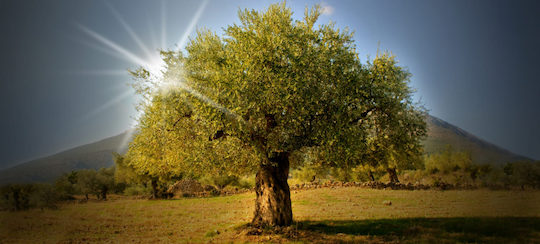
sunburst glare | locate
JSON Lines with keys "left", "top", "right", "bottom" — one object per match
{"left": 76, "top": 0, "right": 213, "bottom": 151}
{"left": 104, "top": 1, "right": 154, "bottom": 59}
{"left": 177, "top": 0, "right": 209, "bottom": 50}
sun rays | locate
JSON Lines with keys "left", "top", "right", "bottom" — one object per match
{"left": 177, "top": 0, "right": 209, "bottom": 50}
{"left": 75, "top": 0, "right": 211, "bottom": 151}
{"left": 103, "top": 1, "right": 154, "bottom": 59}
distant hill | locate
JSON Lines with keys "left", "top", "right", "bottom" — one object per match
{"left": 0, "top": 130, "right": 134, "bottom": 184}
{"left": 423, "top": 115, "right": 530, "bottom": 165}
{"left": 0, "top": 116, "right": 531, "bottom": 184}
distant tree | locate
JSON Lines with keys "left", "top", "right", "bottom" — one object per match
{"left": 128, "top": 2, "right": 425, "bottom": 227}
{"left": 28, "top": 184, "right": 59, "bottom": 210}
{"left": 469, "top": 164, "right": 492, "bottom": 183}
{"left": 75, "top": 170, "right": 98, "bottom": 200}
{"left": 0, "top": 184, "right": 59, "bottom": 211}
{"left": 210, "top": 175, "right": 239, "bottom": 190}
{"left": 503, "top": 161, "right": 540, "bottom": 189}
{"left": 95, "top": 167, "right": 115, "bottom": 200}
{"left": 54, "top": 171, "right": 78, "bottom": 199}
{"left": 343, "top": 54, "right": 427, "bottom": 183}
{"left": 425, "top": 145, "right": 472, "bottom": 174}
{"left": 0, "top": 184, "right": 32, "bottom": 211}
{"left": 75, "top": 168, "right": 115, "bottom": 200}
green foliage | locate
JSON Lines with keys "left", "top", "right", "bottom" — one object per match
{"left": 416, "top": 145, "right": 540, "bottom": 188}
{"left": 0, "top": 184, "right": 60, "bottom": 211}
{"left": 292, "top": 166, "right": 325, "bottom": 183}
{"left": 198, "top": 174, "right": 254, "bottom": 191}
{"left": 123, "top": 184, "right": 152, "bottom": 196}
{"left": 126, "top": 2, "right": 426, "bottom": 189}
{"left": 0, "top": 184, "right": 31, "bottom": 211}
{"left": 75, "top": 170, "right": 98, "bottom": 199}
{"left": 502, "top": 161, "right": 540, "bottom": 189}
{"left": 113, "top": 152, "right": 146, "bottom": 185}
{"left": 210, "top": 175, "right": 239, "bottom": 190}
{"left": 0, "top": 167, "right": 131, "bottom": 211}
{"left": 424, "top": 145, "right": 473, "bottom": 174}
{"left": 352, "top": 53, "right": 427, "bottom": 181}
{"left": 75, "top": 167, "right": 116, "bottom": 200}
{"left": 54, "top": 171, "right": 78, "bottom": 200}
{"left": 183, "top": 2, "right": 367, "bottom": 159}
{"left": 123, "top": 79, "right": 259, "bottom": 185}
{"left": 28, "top": 184, "right": 59, "bottom": 210}
{"left": 234, "top": 176, "right": 255, "bottom": 190}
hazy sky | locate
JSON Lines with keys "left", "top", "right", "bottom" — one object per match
{"left": 0, "top": 0, "right": 539, "bottom": 168}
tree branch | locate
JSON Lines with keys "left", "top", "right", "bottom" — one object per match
{"left": 349, "top": 107, "right": 376, "bottom": 125}
{"left": 166, "top": 112, "right": 192, "bottom": 131}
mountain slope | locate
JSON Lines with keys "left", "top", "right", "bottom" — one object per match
{"left": 0, "top": 130, "right": 133, "bottom": 184}
{"left": 423, "top": 115, "right": 530, "bottom": 165}
{"left": 0, "top": 116, "right": 531, "bottom": 184}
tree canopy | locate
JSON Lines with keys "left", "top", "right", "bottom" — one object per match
{"left": 123, "top": 2, "right": 426, "bottom": 227}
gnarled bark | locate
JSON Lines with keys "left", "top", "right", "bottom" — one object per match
{"left": 251, "top": 152, "right": 292, "bottom": 227}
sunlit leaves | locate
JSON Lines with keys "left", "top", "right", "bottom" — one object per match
{"left": 123, "top": 2, "right": 426, "bottom": 182}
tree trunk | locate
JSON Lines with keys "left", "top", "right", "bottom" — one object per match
{"left": 151, "top": 179, "right": 159, "bottom": 199}
{"left": 251, "top": 152, "right": 293, "bottom": 227}
{"left": 101, "top": 187, "right": 108, "bottom": 200}
{"left": 13, "top": 188, "right": 20, "bottom": 211}
{"left": 387, "top": 167, "right": 399, "bottom": 183}
{"left": 369, "top": 170, "right": 375, "bottom": 182}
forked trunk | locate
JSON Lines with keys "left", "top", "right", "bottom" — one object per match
{"left": 387, "top": 167, "right": 399, "bottom": 183}
{"left": 251, "top": 152, "right": 293, "bottom": 227}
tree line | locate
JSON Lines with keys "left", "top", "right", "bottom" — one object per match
{"left": 0, "top": 167, "right": 120, "bottom": 211}
{"left": 1, "top": 145, "right": 538, "bottom": 212}
{"left": 291, "top": 145, "right": 540, "bottom": 189}
{"left": 0, "top": 164, "right": 255, "bottom": 211}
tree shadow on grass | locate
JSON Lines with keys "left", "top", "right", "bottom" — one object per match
{"left": 293, "top": 217, "right": 540, "bottom": 243}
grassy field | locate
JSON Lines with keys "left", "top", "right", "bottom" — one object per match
{"left": 1, "top": 188, "right": 539, "bottom": 243}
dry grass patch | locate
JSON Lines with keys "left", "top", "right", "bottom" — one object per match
{"left": 1, "top": 189, "right": 539, "bottom": 243}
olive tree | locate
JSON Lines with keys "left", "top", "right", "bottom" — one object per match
{"left": 75, "top": 168, "right": 115, "bottom": 200}
{"left": 129, "top": 3, "right": 425, "bottom": 227}
{"left": 362, "top": 54, "right": 427, "bottom": 183}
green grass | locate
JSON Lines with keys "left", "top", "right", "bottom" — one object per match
{"left": 1, "top": 188, "right": 539, "bottom": 243}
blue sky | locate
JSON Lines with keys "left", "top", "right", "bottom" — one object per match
{"left": 0, "top": 0, "right": 539, "bottom": 168}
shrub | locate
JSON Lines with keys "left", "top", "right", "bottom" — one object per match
{"left": 211, "top": 175, "right": 239, "bottom": 190}
{"left": 424, "top": 145, "right": 472, "bottom": 174}
{"left": 29, "top": 184, "right": 60, "bottom": 210}
{"left": 502, "top": 161, "right": 540, "bottom": 189}
{"left": 0, "top": 184, "right": 60, "bottom": 211}
{"left": 123, "top": 184, "right": 152, "bottom": 196}
{"left": 54, "top": 171, "right": 79, "bottom": 199}
{"left": 0, "top": 184, "right": 31, "bottom": 211}
{"left": 233, "top": 176, "right": 255, "bottom": 190}
{"left": 292, "top": 165, "right": 328, "bottom": 183}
